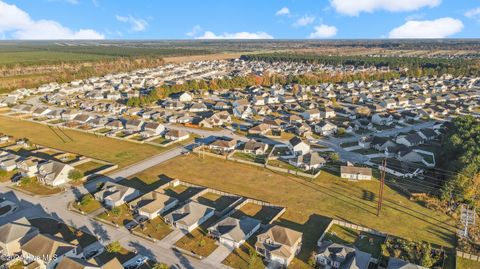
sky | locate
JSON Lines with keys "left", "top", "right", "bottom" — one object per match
{"left": 0, "top": 0, "right": 479, "bottom": 40}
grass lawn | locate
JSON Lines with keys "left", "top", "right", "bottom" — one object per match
{"left": 163, "top": 185, "right": 204, "bottom": 202}
{"left": 97, "top": 204, "right": 134, "bottom": 227}
{"left": 129, "top": 154, "right": 455, "bottom": 268}
{"left": 132, "top": 217, "right": 172, "bottom": 240}
{"left": 0, "top": 170, "right": 15, "bottom": 182}
{"left": 457, "top": 257, "right": 480, "bottom": 269}
{"left": 175, "top": 217, "right": 219, "bottom": 257}
{"left": 0, "top": 116, "right": 165, "bottom": 167}
{"left": 95, "top": 128, "right": 111, "bottom": 134}
{"left": 232, "top": 152, "right": 265, "bottom": 164}
{"left": 74, "top": 161, "right": 109, "bottom": 175}
{"left": 231, "top": 203, "right": 283, "bottom": 225}
{"left": 196, "top": 192, "right": 239, "bottom": 212}
{"left": 151, "top": 137, "right": 172, "bottom": 145}
{"left": 322, "top": 224, "right": 358, "bottom": 245}
{"left": 72, "top": 194, "right": 102, "bottom": 214}
{"left": 14, "top": 178, "right": 63, "bottom": 195}
{"left": 29, "top": 217, "right": 97, "bottom": 247}
{"left": 340, "top": 141, "right": 358, "bottom": 148}
{"left": 222, "top": 234, "right": 266, "bottom": 269}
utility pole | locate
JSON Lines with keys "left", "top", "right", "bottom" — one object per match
{"left": 377, "top": 158, "right": 387, "bottom": 216}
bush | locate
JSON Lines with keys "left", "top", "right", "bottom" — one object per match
{"left": 19, "top": 177, "right": 31, "bottom": 185}
{"left": 337, "top": 127, "right": 346, "bottom": 136}
{"left": 110, "top": 207, "right": 121, "bottom": 216}
{"left": 68, "top": 169, "right": 84, "bottom": 181}
{"left": 80, "top": 194, "right": 93, "bottom": 206}
{"left": 153, "top": 263, "right": 169, "bottom": 269}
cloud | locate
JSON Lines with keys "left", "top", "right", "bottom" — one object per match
{"left": 115, "top": 15, "right": 148, "bottom": 32}
{"left": 196, "top": 31, "right": 273, "bottom": 39}
{"left": 388, "top": 17, "right": 463, "bottom": 38}
{"left": 308, "top": 24, "right": 338, "bottom": 38}
{"left": 0, "top": 1, "right": 104, "bottom": 39}
{"left": 465, "top": 7, "right": 480, "bottom": 21}
{"left": 293, "top": 15, "right": 315, "bottom": 27}
{"left": 330, "top": 0, "right": 441, "bottom": 16}
{"left": 186, "top": 25, "right": 202, "bottom": 37}
{"left": 275, "top": 7, "right": 290, "bottom": 16}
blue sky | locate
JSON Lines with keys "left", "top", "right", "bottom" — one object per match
{"left": 0, "top": 0, "right": 479, "bottom": 39}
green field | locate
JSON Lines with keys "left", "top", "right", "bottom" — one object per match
{"left": 0, "top": 116, "right": 165, "bottom": 167}
{"left": 125, "top": 154, "right": 456, "bottom": 268}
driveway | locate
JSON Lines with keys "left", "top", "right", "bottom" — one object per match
{"left": 204, "top": 243, "right": 235, "bottom": 265}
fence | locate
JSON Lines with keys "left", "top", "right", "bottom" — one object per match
{"left": 317, "top": 219, "right": 387, "bottom": 247}
{"left": 457, "top": 251, "right": 480, "bottom": 262}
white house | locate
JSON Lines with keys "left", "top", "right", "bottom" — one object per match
{"left": 288, "top": 137, "right": 310, "bottom": 156}
{"left": 340, "top": 166, "right": 372, "bottom": 181}
{"left": 37, "top": 161, "right": 75, "bottom": 186}
{"left": 164, "top": 201, "right": 215, "bottom": 232}
{"left": 209, "top": 216, "right": 261, "bottom": 249}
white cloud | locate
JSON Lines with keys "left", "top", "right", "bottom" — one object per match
{"left": 196, "top": 31, "right": 273, "bottom": 39}
{"left": 275, "top": 7, "right": 290, "bottom": 16}
{"left": 388, "top": 17, "right": 463, "bottom": 38}
{"left": 308, "top": 24, "right": 338, "bottom": 38}
{"left": 0, "top": 1, "right": 103, "bottom": 39}
{"left": 330, "top": 0, "right": 441, "bottom": 16}
{"left": 293, "top": 15, "right": 315, "bottom": 27}
{"left": 115, "top": 15, "right": 148, "bottom": 32}
{"left": 186, "top": 25, "right": 202, "bottom": 37}
{"left": 465, "top": 7, "right": 480, "bottom": 21}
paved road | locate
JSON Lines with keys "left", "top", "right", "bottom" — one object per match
{"left": 0, "top": 144, "right": 230, "bottom": 269}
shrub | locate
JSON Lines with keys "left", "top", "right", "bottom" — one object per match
{"left": 80, "top": 194, "right": 93, "bottom": 206}
{"left": 105, "top": 241, "right": 122, "bottom": 253}
{"left": 68, "top": 169, "right": 84, "bottom": 181}
{"left": 110, "top": 207, "right": 121, "bottom": 216}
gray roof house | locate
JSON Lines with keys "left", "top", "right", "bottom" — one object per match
{"left": 164, "top": 201, "right": 215, "bottom": 232}
{"left": 208, "top": 216, "right": 261, "bottom": 249}
{"left": 316, "top": 242, "right": 371, "bottom": 269}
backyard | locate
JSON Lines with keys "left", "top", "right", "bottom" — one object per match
{"left": 14, "top": 177, "right": 63, "bottom": 195}
{"left": 127, "top": 154, "right": 456, "bottom": 268}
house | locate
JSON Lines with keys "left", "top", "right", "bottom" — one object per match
{"left": 56, "top": 256, "right": 101, "bottom": 269}
{"left": 208, "top": 216, "right": 261, "bottom": 248}
{"left": 105, "top": 119, "right": 124, "bottom": 130}
{"left": 289, "top": 152, "right": 326, "bottom": 170}
{"left": 164, "top": 201, "right": 215, "bottom": 232}
{"left": 0, "top": 153, "right": 19, "bottom": 171}
{"left": 134, "top": 192, "right": 179, "bottom": 220}
{"left": 301, "top": 109, "right": 321, "bottom": 121}
{"left": 17, "top": 158, "right": 39, "bottom": 178}
{"left": 371, "top": 113, "right": 393, "bottom": 126}
{"left": 371, "top": 137, "right": 396, "bottom": 151}
{"left": 248, "top": 123, "right": 270, "bottom": 135}
{"left": 387, "top": 257, "right": 428, "bottom": 269}
{"left": 0, "top": 218, "right": 39, "bottom": 256}
{"left": 243, "top": 140, "right": 269, "bottom": 155}
{"left": 37, "top": 161, "right": 75, "bottom": 186}
{"left": 73, "top": 114, "right": 94, "bottom": 124}
{"left": 314, "top": 121, "right": 338, "bottom": 136}
{"left": 288, "top": 137, "right": 310, "bottom": 156}
{"left": 142, "top": 122, "right": 165, "bottom": 137}
{"left": 209, "top": 139, "right": 237, "bottom": 153}
{"left": 164, "top": 129, "right": 189, "bottom": 141}
{"left": 396, "top": 133, "right": 424, "bottom": 147}
{"left": 321, "top": 107, "right": 336, "bottom": 119}
{"left": 340, "top": 166, "right": 372, "bottom": 180}
{"left": 94, "top": 182, "right": 141, "bottom": 209}
{"left": 417, "top": 128, "right": 437, "bottom": 141}
{"left": 178, "top": 92, "right": 193, "bottom": 102}
{"left": 125, "top": 119, "right": 144, "bottom": 131}
{"left": 21, "top": 233, "right": 80, "bottom": 269}
{"left": 316, "top": 242, "right": 371, "bottom": 269}
{"left": 255, "top": 225, "right": 302, "bottom": 267}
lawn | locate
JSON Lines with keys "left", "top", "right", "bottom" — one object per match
{"left": 28, "top": 217, "right": 97, "bottom": 248}
{"left": 222, "top": 234, "right": 266, "bottom": 269}
{"left": 457, "top": 257, "right": 480, "bottom": 269}
{"left": 196, "top": 192, "right": 239, "bottom": 212}
{"left": 232, "top": 152, "right": 265, "bottom": 164}
{"left": 95, "top": 244, "right": 137, "bottom": 265}
{"left": 0, "top": 116, "right": 165, "bottom": 167}
{"left": 132, "top": 217, "right": 172, "bottom": 240}
{"left": 231, "top": 203, "right": 283, "bottom": 225}
{"left": 14, "top": 178, "right": 63, "bottom": 196}
{"left": 174, "top": 217, "right": 219, "bottom": 257}
{"left": 322, "top": 224, "right": 358, "bottom": 245}
{"left": 129, "top": 154, "right": 456, "bottom": 268}
{"left": 72, "top": 194, "right": 102, "bottom": 214}
{"left": 151, "top": 137, "right": 172, "bottom": 145}
{"left": 0, "top": 170, "right": 15, "bottom": 182}
{"left": 163, "top": 184, "right": 204, "bottom": 202}
{"left": 97, "top": 204, "right": 134, "bottom": 227}
{"left": 74, "top": 161, "right": 109, "bottom": 175}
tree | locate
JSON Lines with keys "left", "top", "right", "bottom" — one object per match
{"left": 68, "top": 169, "right": 84, "bottom": 181}
{"left": 337, "top": 127, "right": 346, "bottom": 136}
{"left": 105, "top": 241, "right": 122, "bottom": 253}
{"left": 328, "top": 152, "right": 340, "bottom": 162}
{"left": 80, "top": 194, "right": 93, "bottom": 206}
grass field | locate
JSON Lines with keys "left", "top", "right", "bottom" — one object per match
{"left": 457, "top": 256, "right": 480, "bottom": 269}
{"left": 74, "top": 161, "right": 109, "bottom": 175}
{"left": 97, "top": 204, "right": 134, "bottom": 227}
{"left": 14, "top": 178, "right": 63, "bottom": 195}
{"left": 126, "top": 154, "right": 456, "bottom": 268}
{"left": 174, "top": 217, "right": 219, "bottom": 257}
{"left": 0, "top": 116, "right": 165, "bottom": 167}
{"left": 132, "top": 217, "right": 172, "bottom": 240}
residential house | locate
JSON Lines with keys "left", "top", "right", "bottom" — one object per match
{"left": 94, "top": 182, "right": 141, "bottom": 209}
{"left": 320, "top": 107, "right": 336, "bottom": 119}
{"left": 248, "top": 123, "right": 270, "bottom": 135}
{"left": 316, "top": 242, "right": 371, "bottom": 269}
{"left": 142, "top": 122, "right": 165, "bottom": 137}
{"left": 243, "top": 140, "right": 269, "bottom": 155}
{"left": 0, "top": 152, "right": 19, "bottom": 171}
{"left": 255, "top": 225, "right": 302, "bottom": 267}
{"left": 396, "top": 133, "right": 424, "bottom": 147}
{"left": 105, "top": 119, "right": 124, "bottom": 130}
{"left": 17, "top": 158, "right": 39, "bottom": 178}
{"left": 125, "top": 119, "right": 144, "bottom": 131}
{"left": 0, "top": 218, "right": 39, "bottom": 256}
{"left": 371, "top": 137, "right": 396, "bottom": 151}
{"left": 288, "top": 137, "right": 310, "bottom": 156}
{"left": 134, "top": 192, "right": 179, "bottom": 220}
{"left": 371, "top": 113, "right": 393, "bottom": 126}
{"left": 387, "top": 258, "right": 428, "bottom": 269}
{"left": 208, "top": 216, "right": 261, "bottom": 248}
{"left": 164, "top": 201, "right": 215, "bottom": 232}
{"left": 209, "top": 139, "right": 237, "bottom": 153}
{"left": 340, "top": 166, "right": 372, "bottom": 180}
{"left": 56, "top": 257, "right": 101, "bottom": 269}
{"left": 289, "top": 152, "right": 326, "bottom": 170}
{"left": 37, "top": 161, "right": 75, "bottom": 186}
{"left": 21, "top": 233, "right": 80, "bottom": 269}
{"left": 164, "top": 129, "right": 189, "bottom": 141}
{"left": 178, "top": 92, "right": 193, "bottom": 102}
{"left": 314, "top": 121, "right": 338, "bottom": 136}
{"left": 301, "top": 109, "right": 321, "bottom": 121}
